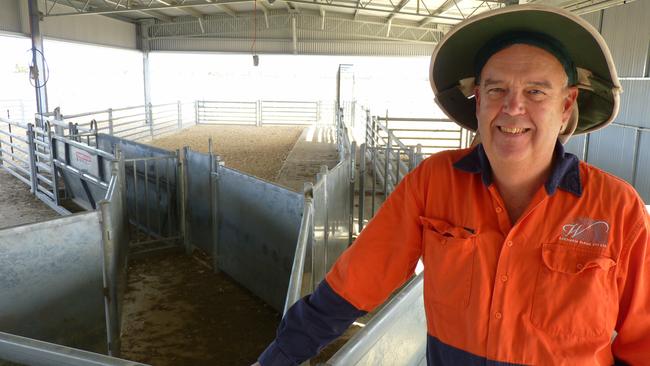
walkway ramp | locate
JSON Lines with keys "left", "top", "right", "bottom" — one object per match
{"left": 276, "top": 125, "right": 340, "bottom": 192}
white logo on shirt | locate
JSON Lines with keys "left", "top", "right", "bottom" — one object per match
{"left": 559, "top": 218, "right": 609, "bottom": 247}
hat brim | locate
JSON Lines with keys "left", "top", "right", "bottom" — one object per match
{"left": 430, "top": 4, "right": 621, "bottom": 137}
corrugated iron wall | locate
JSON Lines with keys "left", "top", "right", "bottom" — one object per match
{"left": 566, "top": 1, "right": 650, "bottom": 203}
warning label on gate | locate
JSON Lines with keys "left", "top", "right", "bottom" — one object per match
{"left": 74, "top": 151, "right": 93, "bottom": 167}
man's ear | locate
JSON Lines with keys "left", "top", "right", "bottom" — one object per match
{"left": 474, "top": 86, "right": 481, "bottom": 112}
{"left": 562, "top": 86, "right": 579, "bottom": 123}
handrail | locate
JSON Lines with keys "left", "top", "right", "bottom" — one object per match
{"left": 283, "top": 194, "right": 315, "bottom": 315}
{"left": 0, "top": 331, "right": 149, "bottom": 366}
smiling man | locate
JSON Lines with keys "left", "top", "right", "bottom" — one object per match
{"left": 256, "top": 5, "right": 650, "bottom": 366}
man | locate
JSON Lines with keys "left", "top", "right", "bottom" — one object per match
{"left": 256, "top": 4, "right": 650, "bottom": 365}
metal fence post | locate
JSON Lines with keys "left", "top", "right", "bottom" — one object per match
{"left": 46, "top": 123, "right": 60, "bottom": 206}
{"left": 358, "top": 143, "right": 366, "bottom": 234}
{"left": 408, "top": 146, "right": 415, "bottom": 171}
{"left": 416, "top": 144, "right": 423, "bottom": 166}
{"left": 210, "top": 147, "right": 220, "bottom": 274}
{"left": 348, "top": 141, "right": 356, "bottom": 244}
{"left": 108, "top": 108, "right": 114, "bottom": 136}
{"left": 177, "top": 101, "right": 182, "bottom": 130}
{"left": 148, "top": 103, "right": 154, "bottom": 139}
{"left": 195, "top": 100, "right": 200, "bottom": 125}
{"left": 8, "top": 123, "right": 14, "bottom": 162}
{"left": 26, "top": 124, "right": 38, "bottom": 194}
{"left": 256, "top": 100, "right": 262, "bottom": 127}
{"left": 178, "top": 147, "right": 191, "bottom": 254}
{"left": 316, "top": 100, "right": 321, "bottom": 124}
{"left": 384, "top": 133, "right": 391, "bottom": 195}
{"left": 319, "top": 165, "right": 329, "bottom": 271}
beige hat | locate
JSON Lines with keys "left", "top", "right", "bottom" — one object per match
{"left": 429, "top": 4, "right": 622, "bottom": 144}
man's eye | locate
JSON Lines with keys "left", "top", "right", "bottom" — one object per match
{"left": 487, "top": 88, "right": 504, "bottom": 94}
{"left": 528, "top": 89, "right": 545, "bottom": 95}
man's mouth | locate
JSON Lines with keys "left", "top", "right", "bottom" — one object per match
{"left": 497, "top": 126, "right": 530, "bottom": 135}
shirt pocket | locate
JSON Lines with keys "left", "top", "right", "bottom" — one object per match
{"left": 530, "top": 243, "right": 616, "bottom": 337}
{"left": 420, "top": 216, "right": 477, "bottom": 308}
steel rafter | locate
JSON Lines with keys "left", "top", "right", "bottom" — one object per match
{"left": 42, "top": 0, "right": 464, "bottom": 22}
{"left": 145, "top": 11, "right": 444, "bottom": 44}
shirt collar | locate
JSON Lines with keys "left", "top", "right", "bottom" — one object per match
{"left": 453, "top": 140, "right": 582, "bottom": 197}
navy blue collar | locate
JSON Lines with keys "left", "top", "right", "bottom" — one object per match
{"left": 453, "top": 140, "right": 582, "bottom": 197}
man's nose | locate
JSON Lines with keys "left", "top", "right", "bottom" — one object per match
{"left": 502, "top": 90, "right": 525, "bottom": 116}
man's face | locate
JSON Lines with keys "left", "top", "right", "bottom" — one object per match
{"left": 474, "top": 44, "right": 578, "bottom": 170}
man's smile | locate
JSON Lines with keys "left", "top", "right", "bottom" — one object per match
{"left": 496, "top": 126, "right": 531, "bottom": 135}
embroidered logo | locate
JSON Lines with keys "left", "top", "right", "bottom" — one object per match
{"left": 559, "top": 218, "right": 609, "bottom": 247}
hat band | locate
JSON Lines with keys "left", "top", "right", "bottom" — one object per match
{"left": 473, "top": 31, "right": 578, "bottom": 86}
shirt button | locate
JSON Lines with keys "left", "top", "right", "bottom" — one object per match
{"left": 501, "top": 275, "right": 508, "bottom": 282}
{"left": 576, "top": 263, "right": 584, "bottom": 270}
{"left": 495, "top": 312, "right": 502, "bottom": 319}
{"left": 506, "top": 240, "right": 513, "bottom": 247}
{"left": 495, "top": 207, "right": 503, "bottom": 213}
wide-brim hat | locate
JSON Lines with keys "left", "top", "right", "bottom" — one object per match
{"left": 430, "top": 4, "right": 622, "bottom": 143}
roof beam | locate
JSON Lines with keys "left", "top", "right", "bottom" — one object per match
{"left": 418, "top": 0, "right": 455, "bottom": 27}
{"left": 209, "top": 3, "right": 238, "bottom": 17}
{"left": 386, "top": 0, "right": 410, "bottom": 21}
{"left": 139, "top": 9, "right": 173, "bottom": 22}
{"left": 353, "top": 0, "right": 362, "bottom": 19}
{"left": 178, "top": 6, "right": 204, "bottom": 18}
{"left": 43, "top": 0, "right": 463, "bottom": 22}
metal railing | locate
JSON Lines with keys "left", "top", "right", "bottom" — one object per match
{"left": 357, "top": 111, "right": 474, "bottom": 231}
{"left": 196, "top": 100, "right": 336, "bottom": 126}
{"left": 52, "top": 102, "right": 194, "bottom": 143}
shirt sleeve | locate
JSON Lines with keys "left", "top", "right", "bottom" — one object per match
{"left": 258, "top": 280, "right": 366, "bottom": 366}
{"left": 326, "top": 165, "right": 426, "bottom": 311}
{"left": 258, "top": 163, "right": 428, "bottom": 365}
{"left": 612, "top": 208, "right": 650, "bottom": 365}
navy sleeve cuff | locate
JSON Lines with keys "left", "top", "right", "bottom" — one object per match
{"left": 258, "top": 279, "right": 367, "bottom": 365}
{"left": 258, "top": 341, "right": 297, "bottom": 366}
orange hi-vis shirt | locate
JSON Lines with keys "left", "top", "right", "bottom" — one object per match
{"left": 327, "top": 143, "right": 650, "bottom": 365}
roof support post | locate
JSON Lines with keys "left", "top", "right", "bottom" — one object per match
{"left": 28, "top": 0, "right": 48, "bottom": 128}
{"left": 292, "top": 15, "right": 298, "bottom": 55}
{"left": 140, "top": 21, "right": 153, "bottom": 126}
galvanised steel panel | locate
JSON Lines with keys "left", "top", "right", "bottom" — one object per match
{"left": 312, "top": 177, "right": 328, "bottom": 288}
{"left": 0, "top": 0, "right": 21, "bottom": 34}
{"left": 53, "top": 138, "right": 114, "bottom": 211}
{"left": 217, "top": 166, "right": 303, "bottom": 311}
{"left": 325, "top": 158, "right": 351, "bottom": 270}
{"left": 600, "top": 0, "right": 650, "bottom": 77}
{"left": 634, "top": 130, "right": 650, "bottom": 203}
{"left": 586, "top": 125, "right": 637, "bottom": 183}
{"left": 0, "top": 212, "right": 107, "bottom": 354}
{"left": 564, "top": 134, "right": 586, "bottom": 160}
{"left": 99, "top": 173, "right": 129, "bottom": 356}
{"left": 615, "top": 80, "right": 650, "bottom": 129}
{"left": 328, "top": 274, "right": 426, "bottom": 366}
{"left": 186, "top": 149, "right": 213, "bottom": 254}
